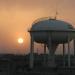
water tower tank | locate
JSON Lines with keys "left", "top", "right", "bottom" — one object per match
{"left": 31, "top": 18, "right": 73, "bottom": 42}
{"left": 30, "top": 18, "right": 74, "bottom": 53}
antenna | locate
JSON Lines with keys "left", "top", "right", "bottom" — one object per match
{"left": 54, "top": 11, "right": 58, "bottom": 19}
{"left": 54, "top": 0, "right": 60, "bottom": 19}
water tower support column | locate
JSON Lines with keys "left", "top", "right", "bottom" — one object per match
{"left": 74, "top": 40, "right": 75, "bottom": 56}
{"left": 67, "top": 33, "right": 71, "bottom": 68}
{"left": 43, "top": 44, "right": 46, "bottom": 66}
{"left": 63, "top": 43, "right": 65, "bottom": 67}
{"left": 30, "top": 34, "right": 34, "bottom": 69}
{"left": 48, "top": 32, "right": 55, "bottom": 67}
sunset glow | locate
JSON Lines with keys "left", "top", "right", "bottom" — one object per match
{"left": 18, "top": 38, "right": 24, "bottom": 44}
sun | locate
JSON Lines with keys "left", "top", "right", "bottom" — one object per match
{"left": 18, "top": 38, "right": 24, "bottom": 44}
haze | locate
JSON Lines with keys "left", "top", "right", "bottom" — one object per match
{"left": 0, "top": 0, "right": 75, "bottom": 54}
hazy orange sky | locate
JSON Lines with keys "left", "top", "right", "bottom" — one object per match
{"left": 0, "top": 0, "right": 75, "bottom": 54}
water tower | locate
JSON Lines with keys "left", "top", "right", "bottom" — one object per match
{"left": 28, "top": 17, "right": 75, "bottom": 69}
